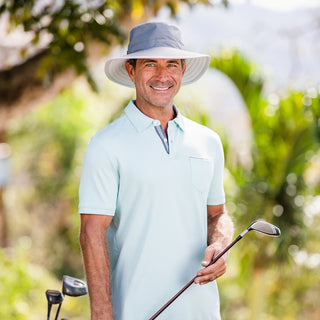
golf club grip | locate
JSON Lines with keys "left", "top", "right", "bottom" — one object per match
{"left": 149, "top": 235, "right": 242, "bottom": 320}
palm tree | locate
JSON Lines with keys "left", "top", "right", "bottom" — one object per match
{"left": 210, "top": 49, "right": 320, "bottom": 319}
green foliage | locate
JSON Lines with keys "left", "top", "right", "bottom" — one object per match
{"left": 0, "top": 241, "right": 89, "bottom": 319}
{"left": 1, "top": 1, "right": 125, "bottom": 88}
{"left": 211, "top": 48, "right": 320, "bottom": 258}
{"left": 7, "top": 87, "right": 103, "bottom": 278}
{"left": 0, "top": 0, "right": 221, "bottom": 89}
{"left": 210, "top": 48, "right": 320, "bottom": 320}
{"left": 0, "top": 242, "right": 43, "bottom": 319}
{"left": 17, "top": 91, "right": 86, "bottom": 200}
{"left": 211, "top": 49, "right": 264, "bottom": 105}
{"left": 3, "top": 82, "right": 118, "bottom": 318}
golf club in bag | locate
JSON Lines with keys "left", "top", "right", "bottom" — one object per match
{"left": 149, "top": 220, "right": 281, "bottom": 320}
{"left": 46, "top": 275, "right": 88, "bottom": 320}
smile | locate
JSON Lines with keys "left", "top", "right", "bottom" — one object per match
{"left": 151, "top": 85, "right": 173, "bottom": 91}
{"left": 153, "top": 87, "right": 168, "bottom": 90}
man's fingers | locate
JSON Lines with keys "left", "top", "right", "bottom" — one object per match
{"left": 200, "top": 255, "right": 227, "bottom": 275}
{"left": 194, "top": 273, "right": 219, "bottom": 285}
{"left": 195, "top": 256, "right": 227, "bottom": 285}
{"left": 196, "top": 244, "right": 229, "bottom": 285}
{"left": 201, "top": 246, "right": 216, "bottom": 267}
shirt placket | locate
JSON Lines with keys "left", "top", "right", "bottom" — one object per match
{"left": 154, "top": 126, "right": 169, "bottom": 154}
{"left": 152, "top": 119, "right": 181, "bottom": 156}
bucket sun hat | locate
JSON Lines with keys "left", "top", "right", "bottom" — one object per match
{"left": 105, "top": 22, "right": 210, "bottom": 88}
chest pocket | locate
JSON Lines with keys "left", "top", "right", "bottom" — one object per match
{"left": 189, "top": 157, "right": 213, "bottom": 193}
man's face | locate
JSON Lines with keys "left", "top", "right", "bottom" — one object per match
{"left": 125, "top": 59, "right": 186, "bottom": 111}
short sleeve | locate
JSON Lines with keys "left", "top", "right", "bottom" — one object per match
{"left": 78, "top": 136, "right": 119, "bottom": 215}
{"left": 207, "top": 137, "right": 225, "bottom": 205}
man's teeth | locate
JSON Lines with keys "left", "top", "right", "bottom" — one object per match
{"left": 153, "top": 87, "right": 169, "bottom": 91}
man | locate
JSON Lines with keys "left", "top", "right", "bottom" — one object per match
{"left": 79, "top": 22, "right": 234, "bottom": 320}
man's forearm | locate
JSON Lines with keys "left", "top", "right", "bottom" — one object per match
{"left": 207, "top": 206, "right": 234, "bottom": 248}
{"left": 80, "top": 216, "right": 113, "bottom": 320}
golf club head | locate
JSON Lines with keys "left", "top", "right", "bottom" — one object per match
{"left": 247, "top": 220, "right": 281, "bottom": 237}
{"left": 62, "top": 275, "right": 88, "bottom": 297}
{"left": 46, "top": 289, "right": 64, "bottom": 304}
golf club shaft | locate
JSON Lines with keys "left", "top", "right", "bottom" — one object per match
{"left": 47, "top": 303, "right": 52, "bottom": 320}
{"left": 54, "top": 303, "right": 62, "bottom": 320}
{"left": 149, "top": 277, "right": 195, "bottom": 320}
{"left": 149, "top": 235, "right": 243, "bottom": 320}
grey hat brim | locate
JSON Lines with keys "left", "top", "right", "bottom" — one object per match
{"left": 105, "top": 46, "right": 210, "bottom": 88}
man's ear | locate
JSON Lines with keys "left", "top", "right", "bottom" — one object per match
{"left": 182, "top": 63, "right": 187, "bottom": 77}
{"left": 125, "top": 61, "right": 135, "bottom": 84}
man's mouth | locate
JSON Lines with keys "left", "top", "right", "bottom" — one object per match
{"left": 152, "top": 86, "right": 170, "bottom": 91}
{"left": 149, "top": 81, "right": 174, "bottom": 92}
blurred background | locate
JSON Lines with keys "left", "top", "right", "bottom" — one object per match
{"left": 0, "top": 0, "right": 319, "bottom": 319}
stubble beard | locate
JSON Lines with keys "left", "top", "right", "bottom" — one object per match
{"left": 145, "top": 80, "right": 177, "bottom": 109}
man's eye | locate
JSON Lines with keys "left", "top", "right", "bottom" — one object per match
{"left": 146, "top": 63, "right": 155, "bottom": 67}
{"left": 168, "top": 64, "right": 178, "bottom": 68}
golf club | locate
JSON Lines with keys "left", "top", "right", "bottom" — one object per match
{"left": 45, "top": 289, "right": 64, "bottom": 320}
{"left": 53, "top": 275, "right": 88, "bottom": 320}
{"left": 62, "top": 275, "right": 88, "bottom": 297}
{"left": 149, "top": 220, "right": 281, "bottom": 320}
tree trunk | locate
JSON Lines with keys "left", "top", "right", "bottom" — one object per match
{"left": 0, "top": 130, "right": 9, "bottom": 247}
{"left": 0, "top": 50, "right": 76, "bottom": 131}
{"left": 0, "top": 187, "right": 8, "bottom": 247}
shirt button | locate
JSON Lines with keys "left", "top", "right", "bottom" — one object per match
{"left": 153, "top": 120, "right": 160, "bottom": 126}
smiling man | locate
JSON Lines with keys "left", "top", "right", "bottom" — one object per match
{"left": 79, "top": 22, "right": 234, "bottom": 320}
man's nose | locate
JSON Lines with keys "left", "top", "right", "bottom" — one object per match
{"left": 156, "top": 66, "right": 169, "bottom": 81}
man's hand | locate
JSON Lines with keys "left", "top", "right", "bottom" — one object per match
{"left": 194, "top": 244, "right": 228, "bottom": 285}
{"left": 194, "top": 204, "right": 233, "bottom": 285}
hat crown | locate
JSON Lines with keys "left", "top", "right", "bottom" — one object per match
{"left": 127, "top": 22, "right": 184, "bottom": 54}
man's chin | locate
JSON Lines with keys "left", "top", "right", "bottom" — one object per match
{"left": 151, "top": 101, "right": 173, "bottom": 109}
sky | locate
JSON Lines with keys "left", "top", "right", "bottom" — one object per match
{"left": 154, "top": 0, "right": 320, "bottom": 92}
{"left": 229, "top": 0, "right": 320, "bottom": 11}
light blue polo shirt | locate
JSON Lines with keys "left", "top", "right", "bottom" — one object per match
{"left": 79, "top": 101, "right": 225, "bottom": 320}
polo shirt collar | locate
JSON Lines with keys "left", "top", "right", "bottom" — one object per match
{"left": 172, "top": 107, "right": 184, "bottom": 131}
{"left": 125, "top": 100, "right": 184, "bottom": 132}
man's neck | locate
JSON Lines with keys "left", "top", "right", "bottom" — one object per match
{"left": 133, "top": 100, "right": 176, "bottom": 133}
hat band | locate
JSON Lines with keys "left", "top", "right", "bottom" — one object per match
{"left": 127, "top": 36, "right": 183, "bottom": 54}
